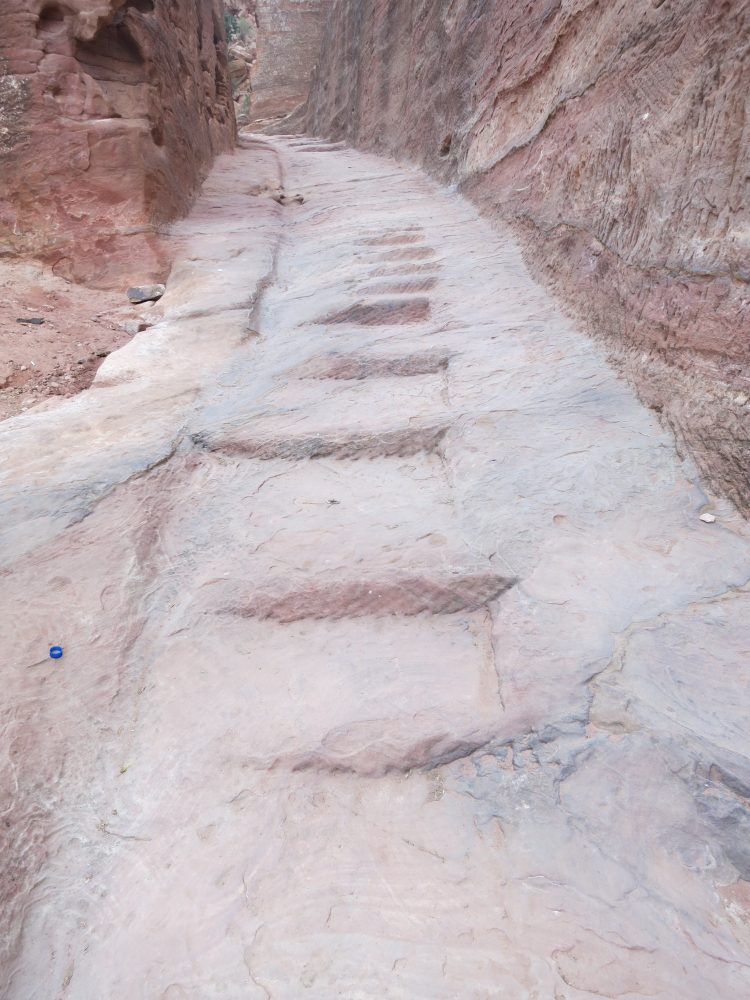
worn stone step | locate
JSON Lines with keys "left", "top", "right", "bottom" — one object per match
{"left": 139, "top": 611, "right": 504, "bottom": 777}
{"left": 320, "top": 297, "right": 431, "bottom": 325}
{"left": 293, "top": 349, "right": 452, "bottom": 379}
{"left": 195, "top": 423, "right": 448, "bottom": 460}
{"left": 165, "top": 451, "right": 483, "bottom": 588}
{"left": 222, "top": 572, "right": 516, "bottom": 622}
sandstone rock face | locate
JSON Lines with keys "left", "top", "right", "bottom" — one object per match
{"left": 225, "top": 1, "right": 258, "bottom": 124}
{"left": 2, "top": 135, "right": 750, "bottom": 998}
{"left": 251, "top": 0, "right": 331, "bottom": 124}
{"left": 0, "top": 0, "right": 235, "bottom": 287}
{"left": 224, "top": 1, "right": 332, "bottom": 129}
{"left": 305, "top": 0, "right": 750, "bottom": 511}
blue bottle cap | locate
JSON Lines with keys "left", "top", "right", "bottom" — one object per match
{"left": 49, "top": 645, "right": 63, "bottom": 659}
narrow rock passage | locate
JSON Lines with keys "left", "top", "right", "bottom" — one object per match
{"left": 3, "top": 138, "right": 750, "bottom": 998}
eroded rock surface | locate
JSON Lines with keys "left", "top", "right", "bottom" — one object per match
{"left": 224, "top": 1, "right": 259, "bottom": 125}
{"left": 0, "top": 0, "right": 235, "bottom": 287}
{"left": 305, "top": 0, "right": 750, "bottom": 512}
{"left": 2, "top": 136, "right": 749, "bottom": 997}
{"left": 251, "top": 0, "right": 331, "bottom": 126}
{"left": 224, "top": 0, "right": 331, "bottom": 128}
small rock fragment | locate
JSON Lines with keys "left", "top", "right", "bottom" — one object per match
{"left": 126, "top": 284, "right": 165, "bottom": 304}
{"left": 16, "top": 317, "right": 45, "bottom": 325}
{"left": 119, "top": 319, "right": 149, "bottom": 336}
{"left": 699, "top": 512, "right": 716, "bottom": 523}
{"left": 272, "top": 192, "right": 305, "bottom": 206}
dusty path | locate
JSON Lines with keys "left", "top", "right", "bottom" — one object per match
{"left": 2, "top": 137, "right": 750, "bottom": 998}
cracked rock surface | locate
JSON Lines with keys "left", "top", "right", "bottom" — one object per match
{"left": 2, "top": 136, "right": 750, "bottom": 998}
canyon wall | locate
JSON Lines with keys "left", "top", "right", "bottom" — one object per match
{"left": 251, "top": 0, "right": 331, "bottom": 124}
{"left": 224, "top": 2, "right": 258, "bottom": 125}
{"left": 225, "top": 0, "right": 331, "bottom": 127}
{"left": 0, "top": 0, "right": 235, "bottom": 287}
{"left": 306, "top": 0, "right": 750, "bottom": 511}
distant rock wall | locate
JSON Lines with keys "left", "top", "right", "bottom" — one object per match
{"left": 250, "top": 0, "right": 330, "bottom": 124}
{"left": 306, "top": 0, "right": 750, "bottom": 511}
{"left": 224, "top": 1, "right": 258, "bottom": 125}
{"left": 0, "top": 0, "right": 235, "bottom": 287}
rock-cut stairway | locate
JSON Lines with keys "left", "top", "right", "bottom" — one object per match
{"left": 2, "top": 136, "right": 750, "bottom": 998}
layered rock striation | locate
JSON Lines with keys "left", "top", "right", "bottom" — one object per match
{"left": 0, "top": 0, "right": 235, "bottom": 287}
{"left": 306, "top": 0, "right": 750, "bottom": 511}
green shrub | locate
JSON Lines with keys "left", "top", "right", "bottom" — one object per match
{"left": 223, "top": 10, "right": 239, "bottom": 39}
